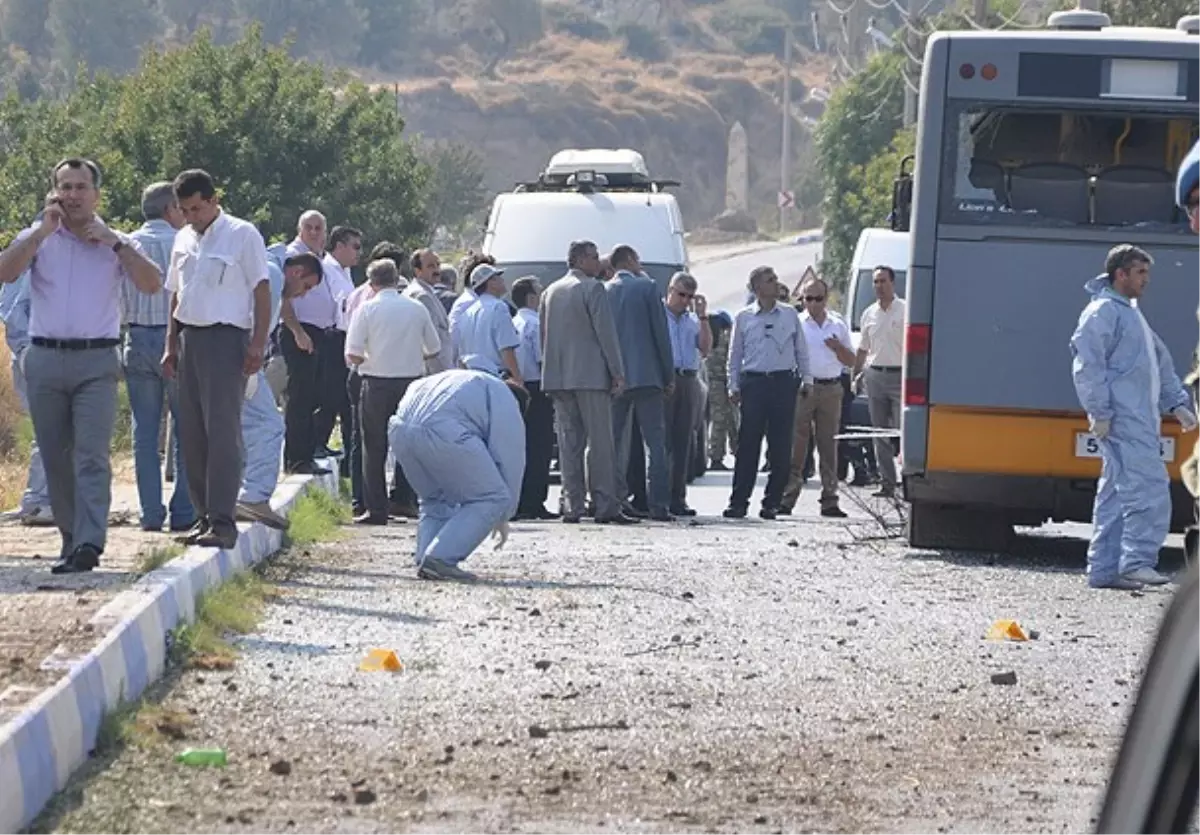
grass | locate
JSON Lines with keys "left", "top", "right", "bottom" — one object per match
{"left": 137, "top": 544, "right": 183, "bottom": 575}
{"left": 169, "top": 569, "right": 276, "bottom": 670}
{"left": 285, "top": 486, "right": 352, "bottom": 547}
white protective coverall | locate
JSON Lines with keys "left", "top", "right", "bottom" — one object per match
{"left": 1070, "top": 275, "right": 1194, "bottom": 587}
{"left": 388, "top": 370, "right": 525, "bottom": 567}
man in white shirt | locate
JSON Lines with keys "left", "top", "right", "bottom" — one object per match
{"left": 853, "top": 265, "right": 907, "bottom": 498}
{"left": 510, "top": 276, "right": 558, "bottom": 520}
{"left": 163, "top": 168, "right": 271, "bottom": 550}
{"left": 344, "top": 258, "right": 441, "bottom": 526}
{"left": 781, "top": 277, "right": 855, "bottom": 518}
{"left": 316, "top": 225, "right": 360, "bottom": 467}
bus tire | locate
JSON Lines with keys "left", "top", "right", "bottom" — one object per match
{"left": 907, "top": 501, "right": 1015, "bottom": 553}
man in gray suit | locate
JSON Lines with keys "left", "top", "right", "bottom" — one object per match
{"left": 540, "top": 240, "right": 636, "bottom": 525}
{"left": 607, "top": 245, "right": 674, "bottom": 521}
{"left": 405, "top": 248, "right": 454, "bottom": 373}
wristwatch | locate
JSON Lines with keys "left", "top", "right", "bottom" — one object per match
{"left": 111, "top": 240, "right": 124, "bottom": 254}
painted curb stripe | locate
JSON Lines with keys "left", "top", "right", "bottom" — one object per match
{"left": 0, "top": 465, "right": 338, "bottom": 832}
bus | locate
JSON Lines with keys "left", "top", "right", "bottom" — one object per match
{"left": 896, "top": 10, "right": 1200, "bottom": 551}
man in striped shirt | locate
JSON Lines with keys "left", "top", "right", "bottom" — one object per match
{"left": 123, "top": 181, "right": 196, "bottom": 533}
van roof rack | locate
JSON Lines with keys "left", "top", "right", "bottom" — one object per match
{"left": 511, "top": 148, "right": 681, "bottom": 193}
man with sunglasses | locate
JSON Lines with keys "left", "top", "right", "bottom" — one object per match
{"left": 780, "top": 276, "right": 853, "bottom": 518}
{"left": 663, "top": 272, "right": 712, "bottom": 517}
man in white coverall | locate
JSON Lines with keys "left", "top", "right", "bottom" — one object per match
{"left": 388, "top": 369, "right": 527, "bottom": 582}
{"left": 1070, "top": 244, "right": 1197, "bottom": 590}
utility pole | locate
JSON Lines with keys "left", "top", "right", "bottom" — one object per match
{"left": 902, "top": 0, "right": 920, "bottom": 127}
{"left": 973, "top": 0, "right": 989, "bottom": 26}
{"left": 780, "top": 27, "right": 793, "bottom": 234}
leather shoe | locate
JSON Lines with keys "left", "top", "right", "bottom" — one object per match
{"left": 670, "top": 505, "right": 697, "bottom": 517}
{"left": 596, "top": 513, "right": 640, "bottom": 525}
{"left": 288, "top": 461, "right": 331, "bottom": 476}
{"left": 821, "top": 505, "right": 848, "bottom": 518}
{"left": 51, "top": 544, "right": 100, "bottom": 574}
{"left": 722, "top": 506, "right": 747, "bottom": 519}
{"left": 621, "top": 502, "right": 649, "bottom": 519}
{"left": 355, "top": 512, "right": 389, "bottom": 526}
{"left": 759, "top": 507, "right": 778, "bottom": 520}
{"left": 196, "top": 526, "right": 239, "bottom": 549}
{"left": 534, "top": 507, "right": 561, "bottom": 520}
{"left": 649, "top": 510, "right": 675, "bottom": 522}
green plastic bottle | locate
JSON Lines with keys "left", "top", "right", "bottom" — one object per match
{"left": 175, "top": 747, "right": 227, "bottom": 767}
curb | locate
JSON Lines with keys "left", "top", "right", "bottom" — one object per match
{"left": 0, "top": 464, "right": 340, "bottom": 833}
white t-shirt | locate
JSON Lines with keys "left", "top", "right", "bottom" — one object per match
{"left": 167, "top": 211, "right": 269, "bottom": 330}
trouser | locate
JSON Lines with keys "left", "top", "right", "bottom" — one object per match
{"left": 707, "top": 376, "right": 738, "bottom": 461}
{"left": 10, "top": 346, "right": 49, "bottom": 511}
{"left": 864, "top": 366, "right": 902, "bottom": 490}
{"left": 1088, "top": 433, "right": 1171, "bottom": 586}
{"left": 239, "top": 370, "right": 285, "bottom": 505}
{"left": 518, "top": 380, "right": 555, "bottom": 512}
{"left": 624, "top": 417, "right": 648, "bottom": 509}
{"left": 177, "top": 324, "right": 249, "bottom": 535}
{"left": 781, "top": 379, "right": 843, "bottom": 510}
{"left": 551, "top": 389, "right": 620, "bottom": 519}
{"left": 24, "top": 343, "right": 120, "bottom": 556}
{"left": 391, "top": 419, "right": 513, "bottom": 567}
{"left": 729, "top": 372, "right": 798, "bottom": 511}
{"left": 360, "top": 375, "right": 417, "bottom": 519}
{"left": 122, "top": 324, "right": 195, "bottom": 530}
{"left": 346, "top": 369, "right": 365, "bottom": 511}
{"left": 666, "top": 371, "right": 703, "bottom": 508}
{"left": 281, "top": 323, "right": 324, "bottom": 469}
{"left": 315, "top": 328, "right": 352, "bottom": 462}
{"left": 613, "top": 387, "right": 670, "bottom": 515}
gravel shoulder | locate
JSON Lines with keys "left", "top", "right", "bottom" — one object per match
{"left": 32, "top": 478, "right": 1181, "bottom": 834}
{"left": 0, "top": 480, "right": 181, "bottom": 724}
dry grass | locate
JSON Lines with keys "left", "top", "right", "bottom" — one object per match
{"left": 0, "top": 341, "right": 30, "bottom": 511}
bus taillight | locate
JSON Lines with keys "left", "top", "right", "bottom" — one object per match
{"left": 904, "top": 324, "right": 931, "bottom": 406}
{"left": 959, "top": 63, "right": 976, "bottom": 79}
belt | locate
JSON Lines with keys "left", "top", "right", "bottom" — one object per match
{"left": 870, "top": 365, "right": 902, "bottom": 372}
{"left": 814, "top": 377, "right": 841, "bottom": 384}
{"left": 743, "top": 370, "right": 796, "bottom": 380}
{"left": 32, "top": 337, "right": 119, "bottom": 350}
{"left": 128, "top": 323, "right": 167, "bottom": 329}
{"left": 674, "top": 369, "right": 698, "bottom": 377}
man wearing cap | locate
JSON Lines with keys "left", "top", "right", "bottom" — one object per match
{"left": 345, "top": 258, "right": 441, "bottom": 526}
{"left": 455, "top": 263, "right": 524, "bottom": 384}
{"left": 0, "top": 158, "right": 163, "bottom": 572}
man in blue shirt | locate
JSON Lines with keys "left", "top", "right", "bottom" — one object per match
{"left": 455, "top": 265, "right": 523, "bottom": 384}
{"left": 663, "top": 272, "right": 712, "bottom": 516}
{"left": 388, "top": 370, "right": 527, "bottom": 582}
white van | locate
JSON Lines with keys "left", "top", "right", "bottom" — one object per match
{"left": 483, "top": 148, "right": 688, "bottom": 292}
{"left": 843, "top": 228, "right": 910, "bottom": 350}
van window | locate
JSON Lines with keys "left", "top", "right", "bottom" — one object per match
{"left": 496, "top": 262, "right": 682, "bottom": 295}
{"left": 850, "top": 268, "right": 908, "bottom": 329}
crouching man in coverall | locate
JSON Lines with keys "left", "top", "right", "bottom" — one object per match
{"left": 388, "top": 369, "right": 528, "bottom": 582}
{"left": 1070, "top": 244, "right": 1198, "bottom": 590}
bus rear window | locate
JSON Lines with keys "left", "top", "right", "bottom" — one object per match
{"left": 940, "top": 105, "right": 1197, "bottom": 232}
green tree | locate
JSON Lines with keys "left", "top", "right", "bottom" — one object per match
{"left": 814, "top": 50, "right": 905, "bottom": 288}
{"left": 156, "top": 0, "right": 235, "bottom": 39}
{"left": 0, "top": 26, "right": 428, "bottom": 247}
{"left": 420, "top": 140, "right": 488, "bottom": 236}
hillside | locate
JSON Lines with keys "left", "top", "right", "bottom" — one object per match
{"left": 0, "top": 0, "right": 856, "bottom": 230}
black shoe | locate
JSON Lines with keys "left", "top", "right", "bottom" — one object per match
{"left": 821, "top": 505, "right": 848, "bottom": 518}
{"left": 354, "top": 512, "right": 389, "bottom": 526}
{"left": 621, "top": 502, "right": 649, "bottom": 519}
{"left": 534, "top": 507, "right": 561, "bottom": 520}
{"left": 649, "top": 510, "right": 675, "bottom": 522}
{"left": 848, "top": 475, "right": 871, "bottom": 487}
{"left": 314, "top": 446, "right": 343, "bottom": 459}
{"left": 708, "top": 460, "right": 729, "bottom": 471}
{"left": 196, "top": 526, "right": 239, "bottom": 550}
{"left": 288, "top": 461, "right": 331, "bottom": 476}
{"left": 51, "top": 544, "right": 100, "bottom": 574}
{"left": 776, "top": 507, "right": 793, "bottom": 516}
{"left": 873, "top": 487, "right": 896, "bottom": 499}
{"left": 562, "top": 515, "right": 582, "bottom": 524}
{"left": 670, "top": 505, "right": 697, "bottom": 517}
{"left": 389, "top": 501, "right": 419, "bottom": 519}
{"left": 174, "top": 519, "right": 210, "bottom": 545}
{"left": 759, "top": 507, "right": 778, "bottom": 520}
{"left": 722, "top": 506, "right": 747, "bottom": 519}
{"left": 596, "top": 513, "right": 640, "bottom": 525}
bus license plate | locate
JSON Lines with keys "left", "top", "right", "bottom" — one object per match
{"left": 1074, "top": 432, "right": 1175, "bottom": 462}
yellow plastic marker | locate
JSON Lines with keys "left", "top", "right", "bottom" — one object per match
{"left": 986, "top": 619, "right": 1029, "bottom": 642}
{"left": 359, "top": 648, "right": 403, "bottom": 672}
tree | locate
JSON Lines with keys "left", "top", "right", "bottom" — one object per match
{"left": 47, "top": 0, "right": 163, "bottom": 77}
{"left": 814, "top": 51, "right": 905, "bottom": 288}
{"left": 157, "top": 0, "right": 235, "bottom": 40}
{"left": 420, "top": 141, "right": 488, "bottom": 237}
{"left": 0, "top": 0, "right": 52, "bottom": 59}
{"left": 0, "top": 26, "right": 428, "bottom": 248}
{"left": 234, "top": 0, "right": 367, "bottom": 64}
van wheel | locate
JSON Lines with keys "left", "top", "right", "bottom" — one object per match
{"left": 907, "top": 501, "right": 1015, "bottom": 553}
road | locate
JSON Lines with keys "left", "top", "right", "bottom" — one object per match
{"left": 690, "top": 240, "right": 824, "bottom": 314}
{"left": 28, "top": 240, "right": 1183, "bottom": 833}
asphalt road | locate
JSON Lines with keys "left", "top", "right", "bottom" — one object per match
{"left": 34, "top": 473, "right": 1186, "bottom": 834}
{"left": 690, "top": 241, "right": 823, "bottom": 315}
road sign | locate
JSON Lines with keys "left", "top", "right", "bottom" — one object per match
{"left": 777, "top": 190, "right": 795, "bottom": 209}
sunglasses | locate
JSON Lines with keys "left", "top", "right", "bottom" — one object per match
{"left": 803, "top": 295, "right": 825, "bottom": 302}
{"left": 674, "top": 289, "right": 694, "bottom": 299}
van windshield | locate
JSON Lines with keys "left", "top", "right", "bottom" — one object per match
{"left": 496, "top": 262, "right": 683, "bottom": 295}
{"left": 850, "top": 268, "right": 908, "bottom": 329}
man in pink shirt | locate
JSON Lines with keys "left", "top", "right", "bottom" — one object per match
{"left": 0, "top": 158, "right": 161, "bottom": 573}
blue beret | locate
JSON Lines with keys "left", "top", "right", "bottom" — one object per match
{"left": 1177, "top": 138, "right": 1199, "bottom": 209}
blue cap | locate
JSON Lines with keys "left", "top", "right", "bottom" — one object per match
{"left": 1176, "top": 139, "right": 1199, "bottom": 209}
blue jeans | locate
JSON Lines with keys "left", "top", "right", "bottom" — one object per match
{"left": 122, "top": 325, "right": 195, "bottom": 530}
{"left": 239, "top": 370, "right": 285, "bottom": 504}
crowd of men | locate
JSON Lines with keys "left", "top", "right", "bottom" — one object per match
{"left": 0, "top": 155, "right": 914, "bottom": 579}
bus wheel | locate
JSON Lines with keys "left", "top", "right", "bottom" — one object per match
{"left": 907, "top": 501, "right": 1015, "bottom": 553}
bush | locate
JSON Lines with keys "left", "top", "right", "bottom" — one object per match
{"left": 709, "top": 3, "right": 789, "bottom": 57}
{"left": 617, "top": 22, "right": 671, "bottom": 63}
